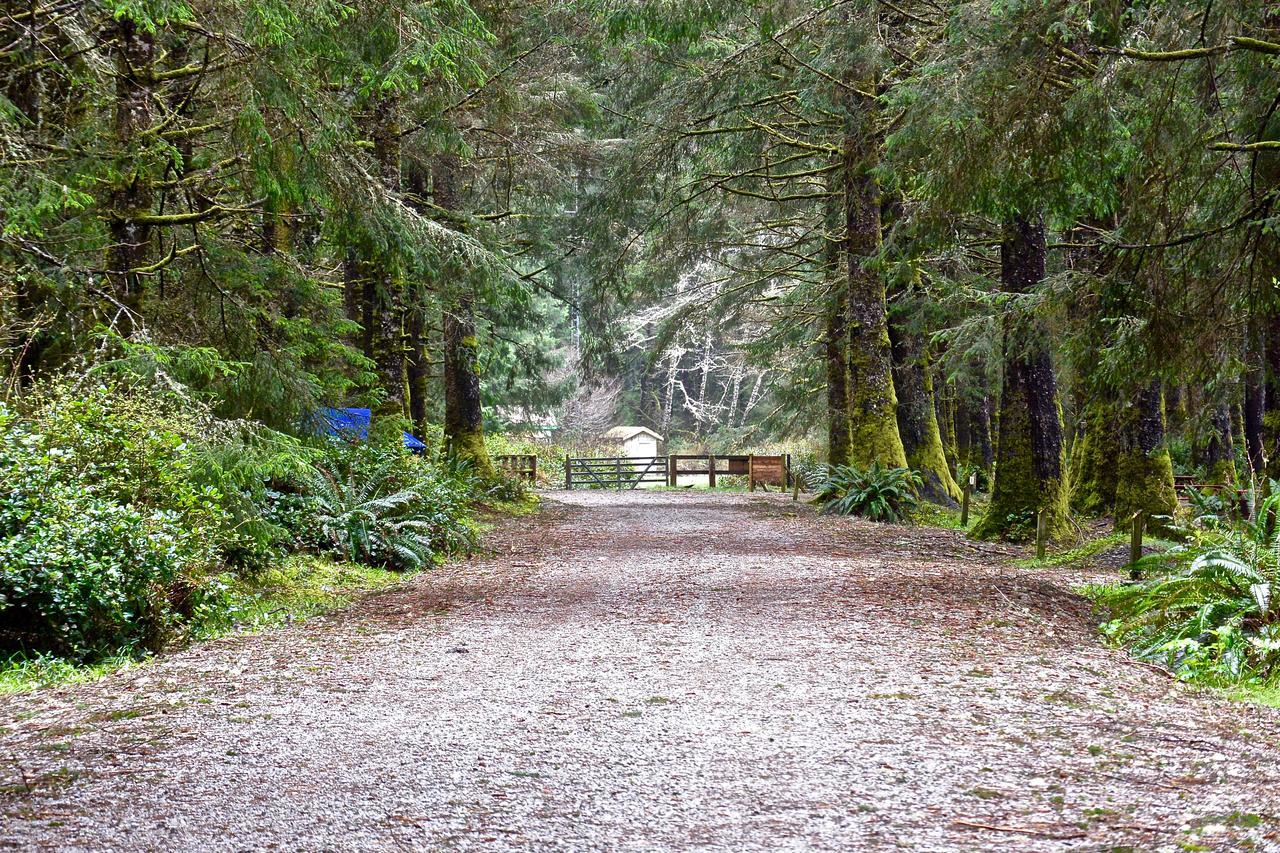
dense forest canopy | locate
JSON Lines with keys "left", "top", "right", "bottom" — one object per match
{"left": 5, "top": 0, "right": 1280, "bottom": 530}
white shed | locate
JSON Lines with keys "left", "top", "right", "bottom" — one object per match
{"left": 603, "top": 425, "right": 664, "bottom": 459}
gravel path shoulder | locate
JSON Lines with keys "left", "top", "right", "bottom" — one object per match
{"left": 2, "top": 491, "right": 1278, "bottom": 851}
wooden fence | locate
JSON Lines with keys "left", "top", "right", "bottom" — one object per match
{"left": 667, "top": 453, "right": 791, "bottom": 490}
{"left": 496, "top": 454, "right": 538, "bottom": 483}
{"left": 565, "top": 456, "right": 669, "bottom": 490}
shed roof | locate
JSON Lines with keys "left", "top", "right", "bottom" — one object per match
{"left": 603, "top": 425, "right": 663, "bottom": 442}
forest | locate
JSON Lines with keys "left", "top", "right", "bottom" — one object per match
{"left": 4, "top": 0, "right": 1280, "bottom": 700}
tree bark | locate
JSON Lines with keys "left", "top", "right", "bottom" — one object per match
{"left": 890, "top": 316, "right": 961, "bottom": 505}
{"left": 371, "top": 94, "right": 405, "bottom": 421}
{"left": 1113, "top": 381, "right": 1178, "bottom": 531}
{"left": 841, "top": 87, "right": 906, "bottom": 469}
{"left": 106, "top": 16, "right": 156, "bottom": 337}
{"left": 974, "top": 215, "right": 1069, "bottom": 541}
{"left": 436, "top": 153, "right": 493, "bottom": 475}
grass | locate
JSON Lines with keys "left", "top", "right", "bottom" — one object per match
{"left": 0, "top": 554, "right": 405, "bottom": 696}
{"left": 0, "top": 653, "right": 146, "bottom": 697}
{"left": 194, "top": 554, "right": 405, "bottom": 639}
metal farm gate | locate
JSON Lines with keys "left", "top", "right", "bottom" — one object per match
{"left": 564, "top": 456, "right": 669, "bottom": 490}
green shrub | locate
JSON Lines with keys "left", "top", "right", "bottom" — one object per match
{"left": 1090, "top": 489, "right": 1280, "bottom": 685}
{"left": 294, "top": 444, "right": 478, "bottom": 571}
{"left": 813, "top": 463, "right": 922, "bottom": 523}
{"left": 0, "top": 383, "right": 229, "bottom": 660}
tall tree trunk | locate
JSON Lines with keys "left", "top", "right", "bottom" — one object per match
{"left": 435, "top": 153, "right": 493, "bottom": 475}
{"left": 1113, "top": 381, "right": 1178, "bottom": 531}
{"left": 841, "top": 88, "right": 906, "bottom": 469}
{"left": 974, "top": 215, "right": 1069, "bottom": 541}
{"left": 106, "top": 16, "right": 155, "bottom": 337}
{"left": 405, "top": 302, "right": 430, "bottom": 439}
{"left": 371, "top": 94, "right": 405, "bottom": 422}
{"left": 890, "top": 316, "right": 961, "bottom": 505}
{"left": 825, "top": 282, "right": 852, "bottom": 465}
{"left": 11, "top": 12, "right": 47, "bottom": 381}
{"left": 1244, "top": 325, "right": 1267, "bottom": 478}
{"left": 823, "top": 169, "right": 851, "bottom": 465}
{"left": 1194, "top": 401, "right": 1237, "bottom": 486}
{"left": 1071, "top": 395, "right": 1120, "bottom": 516}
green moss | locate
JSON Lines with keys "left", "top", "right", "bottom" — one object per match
{"left": 846, "top": 328, "right": 908, "bottom": 469}
{"left": 1205, "top": 458, "right": 1237, "bottom": 487}
{"left": 448, "top": 426, "right": 496, "bottom": 478}
{"left": 973, "top": 386, "right": 1070, "bottom": 542}
{"left": 1113, "top": 446, "right": 1178, "bottom": 534}
{"left": 908, "top": 368, "right": 962, "bottom": 503}
{"left": 1071, "top": 404, "right": 1119, "bottom": 516}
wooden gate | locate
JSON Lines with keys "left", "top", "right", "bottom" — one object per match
{"left": 565, "top": 456, "right": 669, "bottom": 490}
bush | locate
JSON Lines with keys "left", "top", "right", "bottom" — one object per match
{"left": 0, "top": 383, "right": 230, "bottom": 660}
{"left": 1090, "top": 489, "right": 1280, "bottom": 685}
{"left": 292, "top": 443, "right": 479, "bottom": 571}
{"left": 813, "top": 463, "right": 922, "bottom": 523}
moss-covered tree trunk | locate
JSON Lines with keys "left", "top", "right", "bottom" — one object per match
{"left": 1244, "top": 325, "right": 1266, "bottom": 477}
{"left": 841, "top": 89, "right": 906, "bottom": 469}
{"left": 1113, "top": 381, "right": 1178, "bottom": 530}
{"left": 824, "top": 192, "right": 852, "bottom": 464}
{"left": 1070, "top": 396, "right": 1120, "bottom": 516}
{"left": 435, "top": 153, "right": 494, "bottom": 476}
{"left": 1193, "top": 401, "right": 1237, "bottom": 486}
{"left": 889, "top": 318, "right": 961, "bottom": 505}
{"left": 973, "top": 215, "right": 1069, "bottom": 541}
{"left": 106, "top": 16, "right": 155, "bottom": 338}
{"left": 1267, "top": 314, "right": 1280, "bottom": 480}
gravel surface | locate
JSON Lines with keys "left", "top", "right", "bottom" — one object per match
{"left": 2, "top": 491, "right": 1279, "bottom": 851}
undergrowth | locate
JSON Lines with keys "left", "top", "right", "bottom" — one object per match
{"left": 1082, "top": 489, "right": 1280, "bottom": 692}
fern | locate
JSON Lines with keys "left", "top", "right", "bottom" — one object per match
{"left": 812, "top": 463, "right": 922, "bottom": 524}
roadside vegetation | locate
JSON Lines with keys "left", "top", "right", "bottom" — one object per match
{"left": 0, "top": 370, "right": 527, "bottom": 693}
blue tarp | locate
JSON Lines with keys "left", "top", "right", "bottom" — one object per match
{"left": 316, "top": 407, "right": 426, "bottom": 453}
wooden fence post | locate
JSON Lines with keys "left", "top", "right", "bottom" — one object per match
{"left": 1129, "top": 511, "right": 1145, "bottom": 581}
{"left": 1035, "top": 508, "right": 1047, "bottom": 560}
{"left": 960, "top": 474, "right": 974, "bottom": 527}
{"left": 708, "top": 455, "right": 716, "bottom": 489}
{"left": 615, "top": 457, "right": 622, "bottom": 490}
{"left": 748, "top": 455, "right": 755, "bottom": 492}
{"left": 565, "top": 458, "right": 573, "bottom": 491}
{"left": 668, "top": 455, "right": 676, "bottom": 487}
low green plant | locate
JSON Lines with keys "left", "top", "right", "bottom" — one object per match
{"left": 295, "top": 444, "right": 478, "bottom": 571}
{"left": 813, "top": 463, "right": 922, "bottom": 523}
{"left": 1089, "top": 490, "right": 1280, "bottom": 685}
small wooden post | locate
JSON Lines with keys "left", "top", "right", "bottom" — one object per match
{"left": 668, "top": 455, "right": 676, "bottom": 487}
{"left": 708, "top": 455, "right": 717, "bottom": 489}
{"left": 565, "top": 458, "right": 573, "bottom": 491}
{"left": 615, "top": 457, "right": 622, "bottom": 490}
{"left": 960, "top": 473, "right": 974, "bottom": 527}
{"left": 748, "top": 455, "right": 755, "bottom": 492}
{"left": 1035, "top": 508, "right": 1047, "bottom": 560}
{"left": 530, "top": 455, "right": 537, "bottom": 483}
{"left": 1129, "top": 511, "right": 1144, "bottom": 580}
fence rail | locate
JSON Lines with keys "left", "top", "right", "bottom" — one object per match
{"left": 496, "top": 454, "right": 537, "bottom": 483}
{"left": 565, "top": 456, "right": 669, "bottom": 490}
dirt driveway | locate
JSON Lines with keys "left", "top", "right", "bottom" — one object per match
{"left": 2, "top": 491, "right": 1279, "bottom": 851}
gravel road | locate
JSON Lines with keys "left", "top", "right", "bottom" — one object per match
{"left": 2, "top": 491, "right": 1278, "bottom": 851}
